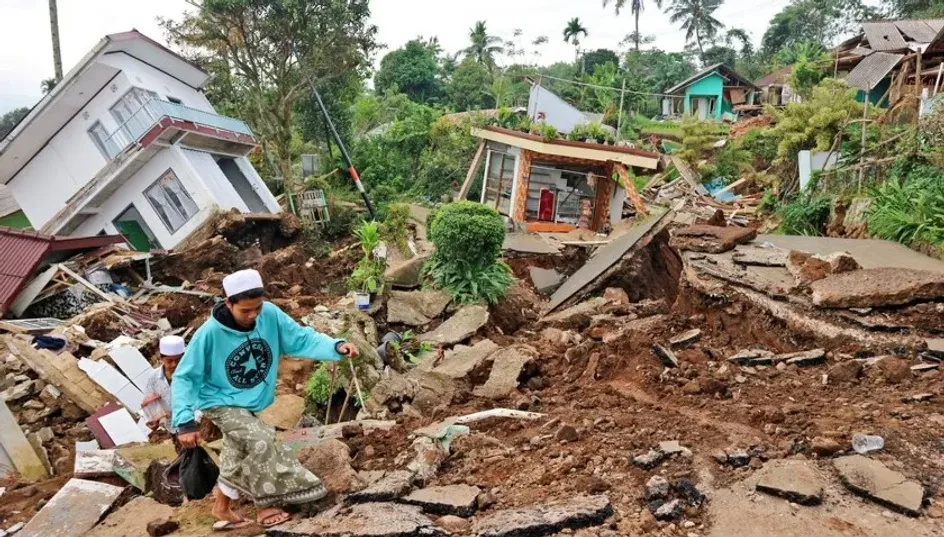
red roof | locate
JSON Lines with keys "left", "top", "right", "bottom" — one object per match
{"left": 0, "top": 227, "right": 127, "bottom": 315}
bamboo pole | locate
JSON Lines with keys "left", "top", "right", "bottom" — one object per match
{"left": 858, "top": 91, "right": 869, "bottom": 194}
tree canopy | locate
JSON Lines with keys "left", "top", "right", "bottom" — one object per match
{"left": 375, "top": 40, "right": 443, "bottom": 105}
{"left": 0, "top": 107, "right": 29, "bottom": 139}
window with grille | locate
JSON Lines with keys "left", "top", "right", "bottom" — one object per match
{"left": 144, "top": 169, "right": 198, "bottom": 233}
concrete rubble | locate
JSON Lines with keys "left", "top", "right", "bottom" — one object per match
{"left": 419, "top": 305, "right": 490, "bottom": 345}
{"left": 755, "top": 460, "right": 825, "bottom": 505}
{"left": 402, "top": 484, "right": 482, "bottom": 516}
{"left": 472, "top": 495, "right": 613, "bottom": 537}
{"left": 834, "top": 455, "right": 924, "bottom": 516}
{"left": 268, "top": 502, "right": 445, "bottom": 537}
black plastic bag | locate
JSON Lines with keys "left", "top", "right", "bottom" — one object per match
{"left": 165, "top": 447, "right": 219, "bottom": 500}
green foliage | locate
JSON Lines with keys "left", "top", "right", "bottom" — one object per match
{"left": 380, "top": 203, "right": 413, "bottom": 256}
{"left": 581, "top": 48, "right": 620, "bottom": 75}
{"left": 918, "top": 99, "right": 944, "bottom": 166}
{"left": 463, "top": 21, "right": 504, "bottom": 70}
{"left": 767, "top": 78, "right": 861, "bottom": 163}
{"left": 667, "top": 0, "right": 725, "bottom": 54}
{"left": 759, "top": 190, "right": 778, "bottom": 213}
{"left": 374, "top": 40, "right": 444, "bottom": 105}
{"left": 0, "top": 107, "right": 29, "bottom": 139}
{"left": 447, "top": 58, "right": 494, "bottom": 112}
{"left": 305, "top": 363, "right": 333, "bottom": 405}
{"left": 739, "top": 128, "right": 779, "bottom": 169}
{"left": 568, "top": 122, "right": 614, "bottom": 143}
{"left": 678, "top": 119, "right": 720, "bottom": 168}
{"left": 348, "top": 221, "right": 386, "bottom": 293}
{"left": 703, "top": 143, "right": 752, "bottom": 183}
{"left": 785, "top": 43, "right": 831, "bottom": 99}
{"left": 866, "top": 160, "right": 944, "bottom": 246}
{"left": 885, "top": 0, "right": 944, "bottom": 18}
{"left": 425, "top": 201, "right": 510, "bottom": 304}
{"left": 761, "top": 0, "right": 879, "bottom": 56}
{"left": 776, "top": 191, "right": 833, "bottom": 236}
{"left": 535, "top": 122, "right": 560, "bottom": 141}
{"left": 389, "top": 331, "right": 434, "bottom": 364}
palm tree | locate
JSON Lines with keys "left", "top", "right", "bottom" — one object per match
{"left": 464, "top": 21, "right": 504, "bottom": 70}
{"left": 563, "top": 18, "right": 589, "bottom": 70}
{"left": 667, "top": 0, "right": 725, "bottom": 57}
{"left": 603, "top": 0, "right": 664, "bottom": 51}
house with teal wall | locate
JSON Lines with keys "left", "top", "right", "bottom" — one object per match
{"left": 663, "top": 64, "right": 759, "bottom": 121}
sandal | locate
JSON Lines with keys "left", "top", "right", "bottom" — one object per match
{"left": 257, "top": 508, "right": 291, "bottom": 528}
{"left": 212, "top": 518, "right": 252, "bottom": 531}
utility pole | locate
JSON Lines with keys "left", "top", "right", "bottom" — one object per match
{"left": 49, "top": 0, "right": 63, "bottom": 81}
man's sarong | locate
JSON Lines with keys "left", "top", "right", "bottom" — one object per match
{"left": 204, "top": 406, "right": 327, "bottom": 508}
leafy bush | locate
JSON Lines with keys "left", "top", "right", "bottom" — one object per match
{"left": 739, "top": 128, "right": 779, "bottom": 169}
{"left": 305, "top": 363, "right": 333, "bottom": 405}
{"left": 702, "top": 144, "right": 752, "bottom": 183}
{"left": 425, "top": 201, "right": 511, "bottom": 304}
{"left": 380, "top": 203, "right": 413, "bottom": 256}
{"left": 348, "top": 220, "right": 386, "bottom": 293}
{"left": 678, "top": 119, "right": 721, "bottom": 169}
{"left": 389, "top": 331, "right": 434, "bottom": 364}
{"left": 867, "top": 160, "right": 944, "bottom": 246}
{"left": 767, "top": 78, "right": 862, "bottom": 163}
{"left": 776, "top": 192, "right": 833, "bottom": 236}
{"left": 533, "top": 122, "right": 559, "bottom": 141}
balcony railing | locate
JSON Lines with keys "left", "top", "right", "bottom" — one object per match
{"left": 101, "top": 99, "right": 254, "bottom": 159}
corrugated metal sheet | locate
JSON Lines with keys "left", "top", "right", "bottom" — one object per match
{"left": 925, "top": 20, "right": 944, "bottom": 33}
{"left": 0, "top": 231, "right": 51, "bottom": 314}
{"left": 845, "top": 52, "right": 905, "bottom": 91}
{"left": 894, "top": 20, "right": 938, "bottom": 43}
{"left": 863, "top": 22, "right": 908, "bottom": 51}
{"left": 850, "top": 47, "right": 874, "bottom": 57}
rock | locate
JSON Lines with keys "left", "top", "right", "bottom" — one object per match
{"left": 669, "top": 329, "right": 702, "bottom": 348}
{"left": 673, "top": 479, "right": 706, "bottom": 506}
{"left": 530, "top": 267, "right": 564, "bottom": 295}
{"left": 828, "top": 361, "right": 863, "bottom": 383}
{"left": 477, "top": 490, "right": 498, "bottom": 510}
{"left": 812, "top": 268, "right": 944, "bottom": 309}
{"left": 431, "top": 340, "right": 499, "bottom": 379}
{"left": 419, "top": 305, "right": 489, "bottom": 345}
{"left": 387, "top": 254, "right": 430, "bottom": 289}
{"left": 727, "top": 349, "right": 775, "bottom": 365}
{"left": 146, "top": 518, "right": 179, "bottom": 537}
{"left": 387, "top": 290, "right": 453, "bottom": 326}
{"left": 436, "top": 515, "right": 471, "bottom": 533}
{"left": 834, "top": 455, "right": 923, "bottom": 516}
{"left": 297, "top": 439, "right": 364, "bottom": 495}
{"left": 755, "top": 460, "right": 825, "bottom": 505}
{"left": 653, "top": 499, "right": 683, "bottom": 520}
{"left": 810, "top": 436, "right": 843, "bottom": 457}
{"left": 84, "top": 497, "right": 175, "bottom": 537}
{"left": 633, "top": 450, "right": 665, "bottom": 470}
{"left": 402, "top": 484, "right": 481, "bottom": 517}
{"left": 645, "top": 476, "right": 670, "bottom": 500}
{"left": 669, "top": 225, "right": 757, "bottom": 254}
{"left": 725, "top": 449, "right": 750, "bottom": 468}
{"left": 658, "top": 441, "right": 685, "bottom": 456}
{"left": 603, "top": 287, "right": 630, "bottom": 305}
{"left": 781, "top": 349, "right": 827, "bottom": 367}
{"left": 851, "top": 434, "right": 885, "bottom": 455}
{"left": 0, "top": 380, "right": 35, "bottom": 403}
{"left": 681, "top": 380, "right": 702, "bottom": 394}
{"left": 787, "top": 251, "right": 860, "bottom": 285}
{"left": 38, "top": 385, "right": 61, "bottom": 407}
{"left": 902, "top": 393, "right": 934, "bottom": 403}
{"left": 271, "top": 502, "right": 443, "bottom": 537}
{"left": 348, "top": 470, "right": 415, "bottom": 503}
{"left": 555, "top": 425, "right": 579, "bottom": 443}
{"left": 473, "top": 346, "right": 535, "bottom": 400}
{"left": 35, "top": 427, "right": 54, "bottom": 444}
{"left": 872, "top": 357, "right": 912, "bottom": 385}
{"left": 712, "top": 451, "right": 728, "bottom": 464}
{"left": 472, "top": 495, "right": 613, "bottom": 537}
{"left": 652, "top": 345, "right": 679, "bottom": 368}
{"left": 258, "top": 394, "right": 305, "bottom": 430}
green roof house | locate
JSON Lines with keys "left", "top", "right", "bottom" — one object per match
{"left": 663, "top": 63, "right": 759, "bottom": 121}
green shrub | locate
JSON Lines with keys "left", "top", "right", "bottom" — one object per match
{"left": 348, "top": 220, "right": 387, "bottom": 293}
{"left": 866, "top": 160, "right": 944, "bottom": 246}
{"left": 425, "top": 201, "right": 511, "bottom": 304}
{"left": 380, "top": 203, "right": 412, "bottom": 256}
{"left": 739, "top": 128, "right": 779, "bottom": 169}
{"left": 305, "top": 363, "right": 333, "bottom": 405}
{"left": 322, "top": 203, "right": 359, "bottom": 242}
{"left": 777, "top": 192, "right": 833, "bottom": 236}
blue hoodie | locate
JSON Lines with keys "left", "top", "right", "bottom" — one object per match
{"left": 171, "top": 301, "right": 343, "bottom": 430}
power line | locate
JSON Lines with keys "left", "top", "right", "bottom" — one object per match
{"left": 515, "top": 72, "right": 679, "bottom": 99}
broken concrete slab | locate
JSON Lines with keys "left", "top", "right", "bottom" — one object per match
{"left": 652, "top": 345, "right": 679, "bottom": 368}
{"left": 540, "top": 298, "right": 607, "bottom": 326}
{"left": 925, "top": 338, "right": 944, "bottom": 358}
{"left": 756, "top": 234, "right": 944, "bottom": 272}
{"left": 473, "top": 346, "right": 535, "bottom": 399}
{"left": 386, "top": 254, "right": 430, "bottom": 290}
{"left": 787, "top": 251, "right": 860, "bottom": 285}
{"left": 547, "top": 208, "right": 671, "bottom": 313}
{"left": 755, "top": 460, "right": 825, "bottom": 506}
{"left": 297, "top": 439, "right": 364, "bottom": 495}
{"left": 833, "top": 455, "right": 924, "bottom": 516}
{"left": 269, "top": 502, "right": 444, "bottom": 537}
{"left": 726, "top": 349, "right": 775, "bottom": 365}
{"left": 402, "top": 484, "right": 482, "bottom": 516}
{"left": 18, "top": 478, "right": 124, "bottom": 537}
{"left": 419, "top": 305, "right": 489, "bottom": 346}
{"left": 811, "top": 268, "right": 944, "bottom": 309}
{"left": 670, "top": 225, "right": 757, "bottom": 254}
{"left": 114, "top": 442, "right": 178, "bottom": 491}
{"left": 472, "top": 495, "right": 613, "bottom": 537}
{"left": 782, "top": 349, "right": 827, "bottom": 367}
{"left": 530, "top": 267, "right": 564, "bottom": 295}
{"left": 669, "top": 329, "right": 701, "bottom": 348}
{"left": 258, "top": 394, "right": 306, "bottom": 430}
{"left": 84, "top": 496, "right": 175, "bottom": 537}
{"left": 0, "top": 399, "right": 48, "bottom": 482}
{"left": 74, "top": 449, "right": 116, "bottom": 478}
{"left": 633, "top": 449, "right": 665, "bottom": 470}
{"left": 347, "top": 470, "right": 416, "bottom": 503}
{"left": 431, "top": 339, "right": 499, "bottom": 379}
{"left": 503, "top": 233, "right": 560, "bottom": 255}
{"left": 386, "top": 289, "right": 453, "bottom": 326}
{"left": 732, "top": 245, "right": 788, "bottom": 267}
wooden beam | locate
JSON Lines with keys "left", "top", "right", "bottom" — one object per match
{"left": 613, "top": 163, "right": 648, "bottom": 217}
{"left": 57, "top": 264, "right": 117, "bottom": 303}
{"left": 458, "top": 140, "right": 486, "bottom": 200}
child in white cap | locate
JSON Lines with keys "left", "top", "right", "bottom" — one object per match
{"left": 144, "top": 335, "right": 188, "bottom": 438}
{"left": 171, "top": 269, "right": 359, "bottom": 529}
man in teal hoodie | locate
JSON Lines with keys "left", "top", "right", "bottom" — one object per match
{"left": 172, "top": 269, "right": 358, "bottom": 529}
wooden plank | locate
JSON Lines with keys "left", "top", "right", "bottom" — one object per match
{"left": 57, "top": 264, "right": 117, "bottom": 303}
{"left": 613, "top": 163, "right": 648, "bottom": 216}
{"left": 458, "top": 140, "right": 486, "bottom": 200}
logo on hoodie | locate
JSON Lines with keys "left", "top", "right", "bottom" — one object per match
{"left": 225, "top": 338, "right": 273, "bottom": 389}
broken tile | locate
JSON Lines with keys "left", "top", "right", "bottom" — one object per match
{"left": 473, "top": 346, "right": 534, "bottom": 400}
{"left": 669, "top": 329, "right": 701, "bottom": 348}
{"left": 18, "top": 479, "right": 124, "bottom": 537}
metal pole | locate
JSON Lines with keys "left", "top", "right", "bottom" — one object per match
{"left": 617, "top": 78, "right": 626, "bottom": 142}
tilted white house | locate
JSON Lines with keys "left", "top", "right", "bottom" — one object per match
{"left": 0, "top": 30, "right": 279, "bottom": 251}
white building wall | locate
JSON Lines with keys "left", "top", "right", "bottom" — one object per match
{"left": 98, "top": 53, "right": 214, "bottom": 112}
{"left": 234, "top": 156, "right": 280, "bottom": 212}
{"left": 181, "top": 149, "right": 249, "bottom": 212}
{"left": 528, "top": 85, "right": 590, "bottom": 135}
{"left": 73, "top": 147, "right": 218, "bottom": 249}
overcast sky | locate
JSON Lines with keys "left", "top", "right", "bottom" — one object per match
{"left": 0, "top": 0, "right": 878, "bottom": 113}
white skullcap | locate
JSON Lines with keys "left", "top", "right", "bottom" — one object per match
{"left": 223, "top": 269, "right": 264, "bottom": 297}
{"left": 159, "top": 335, "right": 186, "bottom": 356}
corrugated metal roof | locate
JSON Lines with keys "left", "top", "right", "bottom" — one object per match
{"left": 845, "top": 52, "right": 905, "bottom": 91}
{"left": 666, "top": 63, "right": 758, "bottom": 95}
{"left": 928, "top": 20, "right": 944, "bottom": 33}
{"left": 0, "top": 227, "right": 126, "bottom": 315}
{"left": 863, "top": 22, "right": 909, "bottom": 51}
{"left": 894, "top": 20, "right": 939, "bottom": 43}
{"left": 0, "top": 186, "right": 21, "bottom": 218}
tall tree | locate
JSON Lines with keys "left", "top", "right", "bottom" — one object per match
{"left": 0, "top": 108, "right": 29, "bottom": 139}
{"left": 563, "top": 18, "right": 589, "bottom": 69}
{"left": 464, "top": 21, "right": 504, "bottom": 71}
{"left": 48, "top": 0, "right": 62, "bottom": 81}
{"left": 603, "top": 0, "right": 664, "bottom": 51}
{"left": 160, "top": 0, "right": 378, "bottom": 193}
{"left": 581, "top": 48, "right": 621, "bottom": 75}
{"left": 374, "top": 40, "right": 443, "bottom": 104}
{"left": 761, "top": 0, "right": 878, "bottom": 56}
{"left": 884, "top": 0, "right": 944, "bottom": 18}
{"left": 447, "top": 57, "right": 494, "bottom": 112}
{"left": 667, "top": 0, "right": 725, "bottom": 57}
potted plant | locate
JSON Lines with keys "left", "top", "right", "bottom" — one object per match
{"left": 348, "top": 221, "right": 386, "bottom": 310}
